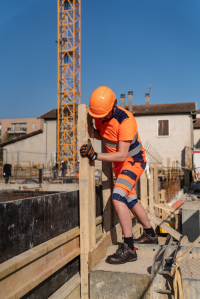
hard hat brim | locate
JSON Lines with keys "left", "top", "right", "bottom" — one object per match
{"left": 88, "top": 108, "right": 110, "bottom": 118}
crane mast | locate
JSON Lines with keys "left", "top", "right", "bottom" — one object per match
{"left": 57, "top": 0, "right": 81, "bottom": 169}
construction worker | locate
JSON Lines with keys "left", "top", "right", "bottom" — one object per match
{"left": 80, "top": 86, "right": 158, "bottom": 264}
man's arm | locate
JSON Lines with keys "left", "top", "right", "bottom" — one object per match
{"left": 94, "top": 129, "right": 102, "bottom": 140}
{"left": 96, "top": 140, "right": 131, "bottom": 162}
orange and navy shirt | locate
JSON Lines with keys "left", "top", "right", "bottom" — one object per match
{"left": 95, "top": 105, "right": 146, "bottom": 166}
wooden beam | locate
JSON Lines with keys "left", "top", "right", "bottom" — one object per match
{"left": 0, "top": 227, "right": 80, "bottom": 281}
{"left": 147, "top": 212, "right": 182, "bottom": 241}
{"left": 49, "top": 273, "right": 80, "bottom": 299}
{"left": 102, "top": 143, "right": 113, "bottom": 232}
{"left": 88, "top": 222, "right": 122, "bottom": 271}
{"left": 148, "top": 168, "right": 155, "bottom": 229}
{"left": 78, "top": 105, "right": 96, "bottom": 299}
{"left": 154, "top": 163, "right": 159, "bottom": 216}
{"left": 0, "top": 229, "right": 80, "bottom": 299}
{"left": 132, "top": 223, "right": 143, "bottom": 239}
{"left": 161, "top": 189, "right": 166, "bottom": 220}
{"left": 140, "top": 171, "right": 148, "bottom": 210}
{"left": 153, "top": 203, "right": 180, "bottom": 214}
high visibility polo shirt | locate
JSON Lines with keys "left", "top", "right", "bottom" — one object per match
{"left": 95, "top": 105, "right": 146, "bottom": 169}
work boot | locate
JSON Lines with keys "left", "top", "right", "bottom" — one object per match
{"left": 106, "top": 243, "right": 137, "bottom": 264}
{"left": 133, "top": 231, "right": 158, "bottom": 244}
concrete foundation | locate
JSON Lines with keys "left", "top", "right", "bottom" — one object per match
{"left": 90, "top": 243, "right": 200, "bottom": 299}
{"left": 182, "top": 201, "right": 200, "bottom": 242}
{"left": 90, "top": 244, "right": 164, "bottom": 299}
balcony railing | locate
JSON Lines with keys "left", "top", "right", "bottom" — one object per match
{"left": 7, "top": 127, "right": 27, "bottom": 133}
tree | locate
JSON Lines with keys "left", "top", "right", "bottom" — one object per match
{"left": 1, "top": 132, "right": 14, "bottom": 143}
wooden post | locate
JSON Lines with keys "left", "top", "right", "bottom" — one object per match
{"left": 102, "top": 143, "right": 113, "bottom": 233}
{"left": 149, "top": 168, "right": 155, "bottom": 229}
{"left": 78, "top": 105, "right": 96, "bottom": 299}
{"left": 161, "top": 189, "right": 166, "bottom": 220}
{"left": 154, "top": 163, "right": 159, "bottom": 216}
{"left": 140, "top": 171, "right": 148, "bottom": 210}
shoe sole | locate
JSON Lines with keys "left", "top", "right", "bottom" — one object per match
{"left": 105, "top": 256, "right": 137, "bottom": 265}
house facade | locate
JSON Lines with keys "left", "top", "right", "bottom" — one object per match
{"left": 0, "top": 110, "right": 56, "bottom": 168}
{"left": 132, "top": 102, "right": 196, "bottom": 167}
{"left": 0, "top": 117, "right": 44, "bottom": 143}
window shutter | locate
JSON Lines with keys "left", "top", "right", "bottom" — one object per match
{"left": 158, "top": 120, "right": 169, "bottom": 136}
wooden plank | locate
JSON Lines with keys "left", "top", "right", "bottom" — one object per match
{"left": 140, "top": 171, "right": 148, "bottom": 210}
{"left": 0, "top": 227, "right": 80, "bottom": 280}
{"left": 132, "top": 223, "right": 143, "bottom": 239}
{"left": 147, "top": 212, "right": 182, "bottom": 241}
{"left": 154, "top": 163, "right": 159, "bottom": 216}
{"left": 161, "top": 189, "right": 166, "bottom": 220}
{"left": 148, "top": 168, "right": 155, "bottom": 229}
{"left": 88, "top": 222, "right": 122, "bottom": 271}
{"left": 95, "top": 215, "right": 103, "bottom": 226}
{"left": 96, "top": 223, "right": 103, "bottom": 242}
{"left": 49, "top": 273, "right": 80, "bottom": 299}
{"left": 102, "top": 143, "right": 113, "bottom": 232}
{"left": 78, "top": 104, "right": 96, "bottom": 299}
{"left": 153, "top": 203, "right": 180, "bottom": 214}
{"left": 0, "top": 236, "right": 80, "bottom": 299}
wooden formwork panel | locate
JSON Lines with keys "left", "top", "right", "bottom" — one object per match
{"left": 0, "top": 228, "right": 80, "bottom": 299}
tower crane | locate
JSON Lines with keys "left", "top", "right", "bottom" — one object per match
{"left": 57, "top": 0, "right": 81, "bottom": 170}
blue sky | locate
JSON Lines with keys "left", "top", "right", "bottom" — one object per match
{"left": 0, "top": 0, "right": 200, "bottom": 118}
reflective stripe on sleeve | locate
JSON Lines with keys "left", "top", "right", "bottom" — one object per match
{"left": 103, "top": 132, "right": 142, "bottom": 157}
{"left": 103, "top": 138, "right": 118, "bottom": 148}
{"left": 132, "top": 132, "right": 138, "bottom": 144}
{"left": 116, "top": 178, "right": 133, "bottom": 189}
{"left": 128, "top": 142, "right": 142, "bottom": 157}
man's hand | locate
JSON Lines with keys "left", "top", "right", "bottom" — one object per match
{"left": 80, "top": 139, "right": 98, "bottom": 160}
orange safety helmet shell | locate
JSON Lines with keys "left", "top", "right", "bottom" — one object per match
{"left": 89, "top": 86, "right": 116, "bottom": 118}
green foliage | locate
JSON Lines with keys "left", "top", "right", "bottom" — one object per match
{"left": 1, "top": 132, "right": 14, "bottom": 143}
{"left": 33, "top": 165, "right": 37, "bottom": 169}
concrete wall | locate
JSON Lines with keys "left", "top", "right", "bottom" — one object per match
{"left": 135, "top": 114, "right": 193, "bottom": 166}
{"left": 194, "top": 129, "right": 200, "bottom": 148}
{"left": 3, "top": 130, "right": 46, "bottom": 165}
{"left": 3, "top": 120, "right": 56, "bottom": 167}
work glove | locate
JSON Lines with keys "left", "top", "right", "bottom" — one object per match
{"left": 80, "top": 139, "right": 97, "bottom": 160}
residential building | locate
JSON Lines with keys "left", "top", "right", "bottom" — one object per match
{"left": 0, "top": 117, "right": 44, "bottom": 143}
{"left": 0, "top": 110, "right": 56, "bottom": 167}
{"left": 0, "top": 100, "right": 197, "bottom": 169}
{"left": 130, "top": 99, "right": 196, "bottom": 167}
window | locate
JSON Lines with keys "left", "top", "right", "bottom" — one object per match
{"left": 13, "top": 124, "right": 16, "bottom": 131}
{"left": 157, "top": 119, "right": 169, "bottom": 137}
{"left": 33, "top": 124, "right": 36, "bottom": 130}
{"left": 20, "top": 124, "right": 27, "bottom": 131}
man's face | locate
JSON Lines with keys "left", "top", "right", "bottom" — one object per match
{"left": 99, "top": 111, "right": 113, "bottom": 122}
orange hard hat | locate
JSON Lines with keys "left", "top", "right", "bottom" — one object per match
{"left": 88, "top": 86, "right": 116, "bottom": 118}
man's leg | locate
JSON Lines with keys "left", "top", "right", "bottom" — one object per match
{"left": 116, "top": 160, "right": 157, "bottom": 244}
{"left": 106, "top": 197, "right": 137, "bottom": 264}
{"left": 130, "top": 201, "right": 151, "bottom": 228}
{"left": 112, "top": 199, "right": 132, "bottom": 237}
